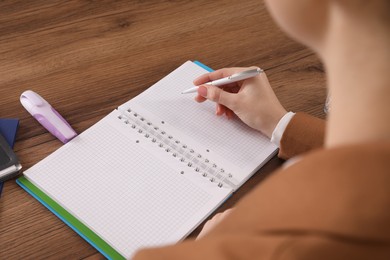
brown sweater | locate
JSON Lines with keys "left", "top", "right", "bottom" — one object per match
{"left": 134, "top": 113, "right": 390, "bottom": 259}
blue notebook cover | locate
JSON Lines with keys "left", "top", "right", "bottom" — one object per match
{"left": 0, "top": 118, "right": 20, "bottom": 196}
{"left": 0, "top": 118, "right": 19, "bottom": 146}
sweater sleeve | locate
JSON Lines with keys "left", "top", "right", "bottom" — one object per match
{"left": 133, "top": 235, "right": 286, "bottom": 260}
{"left": 278, "top": 112, "right": 325, "bottom": 159}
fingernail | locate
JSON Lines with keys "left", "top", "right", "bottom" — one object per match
{"left": 216, "top": 106, "right": 221, "bottom": 115}
{"left": 198, "top": 85, "right": 207, "bottom": 97}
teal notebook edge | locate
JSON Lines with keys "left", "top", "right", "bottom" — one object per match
{"left": 16, "top": 61, "right": 213, "bottom": 260}
{"left": 193, "top": 60, "right": 213, "bottom": 72}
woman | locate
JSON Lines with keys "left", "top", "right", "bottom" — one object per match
{"left": 135, "top": 1, "right": 390, "bottom": 258}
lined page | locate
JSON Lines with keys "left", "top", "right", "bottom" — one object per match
{"left": 120, "top": 61, "right": 277, "bottom": 185}
{"left": 24, "top": 112, "right": 231, "bottom": 259}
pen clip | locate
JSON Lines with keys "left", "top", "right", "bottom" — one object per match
{"left": 20, "top": 90, "right": 77, "bottom": 143}
{"left": 228, "top": 68, "right": 263, "bottom": 80}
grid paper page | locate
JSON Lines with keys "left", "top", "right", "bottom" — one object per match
{"left": 122, "top": 61, "right": 277, "bottom": 181}
{"left": 24, "top": 115, "right": 231, "bottom": 259}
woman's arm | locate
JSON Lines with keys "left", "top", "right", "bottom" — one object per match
{"left": 278, "top": 112, "right": 325, "bottom": 159}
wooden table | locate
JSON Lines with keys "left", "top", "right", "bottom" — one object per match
{"left": 0, "top": 1, "right": 326, "bottom": 259}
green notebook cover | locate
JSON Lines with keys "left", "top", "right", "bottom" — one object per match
{"left": 17, "top": 176, "right": 125, "bottom": 260}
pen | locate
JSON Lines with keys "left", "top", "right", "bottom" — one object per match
{"left": 181, "top": 68, "right": 263, "bottom": 94}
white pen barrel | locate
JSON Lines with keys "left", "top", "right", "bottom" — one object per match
{"left": 208, "top": 78, "right": 232, "bottom": 86}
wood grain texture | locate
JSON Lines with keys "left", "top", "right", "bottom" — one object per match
{"left": 0, "top": 1, "right": 326, "bottom": 259}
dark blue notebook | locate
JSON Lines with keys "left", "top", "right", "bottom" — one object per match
{"left": 0, "top": 118, "right": 19, "bottom": 196}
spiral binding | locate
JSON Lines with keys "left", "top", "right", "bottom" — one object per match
{"left": 117, "top": 108, "right": 235, "bottom": 188}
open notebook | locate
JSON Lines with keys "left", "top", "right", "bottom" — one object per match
{"left": 17, "top": 61, "right": 277, "bottom": 259}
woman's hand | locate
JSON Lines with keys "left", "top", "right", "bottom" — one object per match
{"left": 196, "top": 209, "right": 233, "bottom": 240}
{"left": 194, "top": 67, "right": 287, "bottom": 138}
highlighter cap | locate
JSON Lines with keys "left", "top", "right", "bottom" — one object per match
{"left": 20, "top": 90, "right": 77, "bottom": 143}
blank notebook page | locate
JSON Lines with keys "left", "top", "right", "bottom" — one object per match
{"left": 24, "top": 115, "right": 231, "bottom": 258}
{"left": 122, "top": 61, "right": 277, "bottom": 179}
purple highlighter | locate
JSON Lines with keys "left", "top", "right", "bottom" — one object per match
{"left": 20, "top": 90, "right": 77, "bottom": 143}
